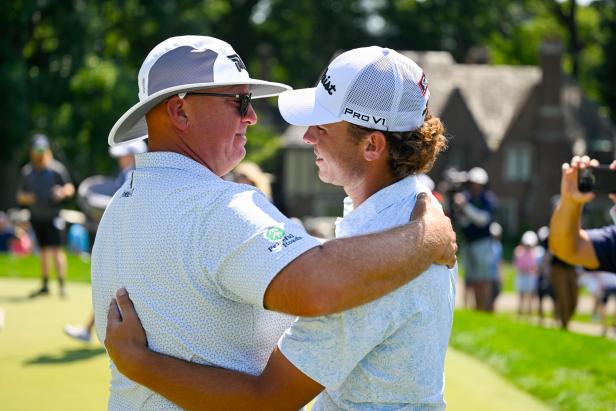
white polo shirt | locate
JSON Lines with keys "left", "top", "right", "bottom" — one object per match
{"left": 279, "top": 176, "right": 457, "bottom": 410}
{"left": 91, "top": 152, "right": 320, "bottom": 410}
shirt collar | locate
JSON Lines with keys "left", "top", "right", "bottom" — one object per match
{"left": 336, "top": 175, "right": 419, "bottom": 237}
{"left": 135, "top": 152, "right": 218, "bottom": 179}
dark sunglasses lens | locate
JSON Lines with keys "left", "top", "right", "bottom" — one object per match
{"left": 240, "top": 94, "right": 251, "bottom": 117}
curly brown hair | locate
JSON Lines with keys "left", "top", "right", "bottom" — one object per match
{"left": 348, "top": 109, "right": 448, "bottom": 179}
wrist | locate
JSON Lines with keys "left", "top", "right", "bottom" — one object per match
{"left": 115, "top": 345, "right": 149, "bottom": 382}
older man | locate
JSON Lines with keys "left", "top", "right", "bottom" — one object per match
{"left": 93, "top": 36, "right": 456, "bottom": 409}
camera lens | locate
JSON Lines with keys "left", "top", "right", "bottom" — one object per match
{"left": 578, "top": 168, "right": 595, "bottom": 193}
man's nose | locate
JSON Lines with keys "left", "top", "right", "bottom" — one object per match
{"left": 303, "top": 127, "right": 317, "bottom": 145}
{"left": 242, "top": 104, "right": 257, "bottom": 125}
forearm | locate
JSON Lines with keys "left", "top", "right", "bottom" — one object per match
{"left": 462, "top": 203, "right": 491, "bottom": 227}
{"left": 122, "top": 349, "right": 274, "bottom": 411}
{"left": 265, "top": 220, "right": 437, "bottom": 316}
{"left": 16, "top": 191, "right": 34, "bottom": 205}
{"left": 64, "top": 183, "right": 75, "bottom": 198}
{"left": 549, "top": 199, "right": 598, "bottom": 268}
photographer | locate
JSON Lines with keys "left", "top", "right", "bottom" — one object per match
{"left": 453, "top": 167, "right": 497, "bottom": 311}
{"left": 549, "top": 156, "right": 616, "bottom": 273}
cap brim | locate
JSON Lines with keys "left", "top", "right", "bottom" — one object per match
{"left": 108, "top": 79, "right": 291, "bottom": 146}
{"left": 278, "top": 88, "right": 340, "bottom": 127}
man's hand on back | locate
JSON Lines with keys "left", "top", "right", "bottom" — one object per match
{"left": 411, "top": 193, "right": 457, "bottom": 268}
{"left": 105, "top": 288, "right": 149, "bottom": 381}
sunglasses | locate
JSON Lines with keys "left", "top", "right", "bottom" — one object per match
{"left": 180, "top": 91, "right": 252, "bottom": 117}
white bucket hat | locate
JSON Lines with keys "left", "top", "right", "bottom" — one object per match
{"left": 109, "top": 139, "right": 148, "bottom": 158}
{"left": 109, "top": 36, "right": 291, "bottom": 146}
{"left": 278, "top": 46, "right": 430, "bottom": 132}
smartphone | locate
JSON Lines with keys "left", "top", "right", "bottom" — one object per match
{"left": 578, "top": 165, "right": 616, "bottom": 194}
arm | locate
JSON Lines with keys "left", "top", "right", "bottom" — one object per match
{"left": 16, "top": 170, "right": 36, "bottom": 206}
{"left": 106, "top": 289, "right": 323, "bottom": 411}
{"left": 16, "top": 190, "right": 36, "bottom": 206}
{"left": 264, "top": 193, "right": 457, "bottom": 316}
{"left": 51, "top": 183, "right": 75, "bottom": 202}
{"left": 548, "top": 156, "right": 601, "bottom": 268}
{"left": 461, "top": 202, "right": 491, "bottom": 227}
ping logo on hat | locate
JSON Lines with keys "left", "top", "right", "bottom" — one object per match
{"left": 226, "top": 54, "right": 247, "bottom": 72}
{"left": 278, "top": 46, "right": 430, "bottom": 132}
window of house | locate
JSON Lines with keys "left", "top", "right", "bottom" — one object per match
{"left": 504, "top": 144, "right": 532, "bottom": 182}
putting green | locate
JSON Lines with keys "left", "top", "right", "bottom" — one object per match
{"left": 0, "top": 278, "right": 549, "bottom": 410}
{"left": 0, "top": 278, "right": 108, "bottom": 410}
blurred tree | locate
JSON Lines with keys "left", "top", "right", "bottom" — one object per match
{"left": 258, "top": 0, "right": 373, "bottom": 88}
{"left": 594, "top": 0, "right": 616, "bottom": 123}
{"left": 1, "top": 0, "right": 614, "bottom": 210}
{"left": 377, "top": 0, "right": 538, "bottom": 62}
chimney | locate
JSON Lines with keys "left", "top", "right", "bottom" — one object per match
{"left": 464, "top": 46, "right": 490, "bottom": 65}
{"left": 537, "top": 38, "right": 564, "bottom": 141}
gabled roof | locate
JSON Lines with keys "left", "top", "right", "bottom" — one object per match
{"left": 401, "top": 51, "right": 541, "bottom": 151}
{"left": 282, "top": 49, "right": 613, "bottom": 153}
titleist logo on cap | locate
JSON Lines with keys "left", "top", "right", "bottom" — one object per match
{"left": 320, "top": 69, "right": 336, "bottom": 95}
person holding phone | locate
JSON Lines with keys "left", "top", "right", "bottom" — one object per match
{"left": 549, "top": 156, "right": 616, "bottom": 273}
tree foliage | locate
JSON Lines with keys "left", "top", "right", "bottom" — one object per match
{"left": 1, "top": 0, "right": 614, "bottom": 209}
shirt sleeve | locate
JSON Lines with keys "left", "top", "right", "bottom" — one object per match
{"left": 278, "top": 291, "right": 413, "bottom": 390}
{"left": 52, "top": 161, "right": 73, "bottom": 185}
{"left": 202, "top": 189, "right": 320, "bottom": 307}
{"left": 588, "top": 225, "right": 616, "bottom": 273}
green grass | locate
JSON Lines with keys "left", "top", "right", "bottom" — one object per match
{"left": 0, "top": 278, "right": 108, "bottom": 410}
{"left": 0, "top": 252, "right": 91, "bottom": 283}
{"left": 451, "top": 309, "right": 616, "bottom": 411}
{"left": 2, "top": 277, "right": 549, "bottom": 411}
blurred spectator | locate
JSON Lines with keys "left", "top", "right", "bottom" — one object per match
{"left": 536, "top": 226, "right": 556, "bottom": 322}
{"left": 487, "top": 222, "right": 503, "bottom": 312}
{"left": 64, "top": 140, "right": 146, "bottom": 343}
{"left": 550, "top": 156, "right": 616, "bottom": 274}
{"left": 547, "top": 156, "right": 616, "bottom": 328}
{"left": 67, "top": 223, "right": 90, "bottom": 257}
{"left": 231, "top": 161, "right": 273, "bottom": 200}
{"left": 595, "top": 271, "right": 616, "bottom": 336}
{"left": 453, "top": 167, "right": 497, "bottom": 311}
{"left": 514, "top": 231, "right": 541, "bottom": 316}
{"left": 10, "top": 221, "right": 33, "bottom": 256}
{"left": 0, "top": 211, "right": 15, "bottom": 252}
{"left": 16, "top": 134, "right": 74, "bottom": 298}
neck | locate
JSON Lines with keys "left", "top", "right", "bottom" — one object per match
{"left": 148, "top": 130, "right": 216, "bottom": 174}
{"left": 345, "top": 168, "right": 400, "bottom": 208}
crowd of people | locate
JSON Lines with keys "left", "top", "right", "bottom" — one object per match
{"left": 416, "top": 163, "right": 616, "bottom": 336}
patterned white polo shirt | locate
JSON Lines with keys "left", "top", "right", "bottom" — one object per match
{"left": 91, "top": 151, "right": 320, "bottom": 410}
{"left": 279, "top": 176, "right": 457, "bottom": 410}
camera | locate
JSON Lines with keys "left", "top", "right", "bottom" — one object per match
{"left": 578, "top": 165, "right": 616, "bottom": 194}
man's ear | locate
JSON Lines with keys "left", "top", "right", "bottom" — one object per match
{"left": 165, "top": 96, "right": 189, "bottom": 131}
{"left": 363, "top": 131, "right": 387, "bottom": 162}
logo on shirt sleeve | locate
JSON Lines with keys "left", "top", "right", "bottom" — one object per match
{"left": 263, "top": 224, "right": 304, "bottom": 253}
{"left": 263, "top": 227, "right": 285, "bottom": 242}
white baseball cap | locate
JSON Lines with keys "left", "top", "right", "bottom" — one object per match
{"left": 521, "top": 230, "right": 538, "bottom": 247}
{"left": 467, "top": 167, "right": 489, "bottom": 185}
{"left": 278, "top": 46, "right": 430, "bottom": 132}
{"left": 109, "top": 36, "right": 291, "bottom": 146}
